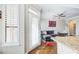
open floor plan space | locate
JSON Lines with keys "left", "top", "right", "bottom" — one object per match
{"left": 0, "top": 4, "right": 79, "bottom": 54}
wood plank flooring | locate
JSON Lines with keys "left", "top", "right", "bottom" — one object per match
{"left": 28, "top": 43, "right": 57, "bottom": 54}
{"left": 28, "top": 36, "right": 79, "bottom": 54}
{"left": 55, "top": 36, "right": 79, "bottom": 53}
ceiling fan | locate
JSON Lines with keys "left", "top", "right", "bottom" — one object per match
{"left": 54, "top": 11, "right": 66, "bottom": 19}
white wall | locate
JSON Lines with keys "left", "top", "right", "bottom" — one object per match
{"left": 41, "top": 10, "right": 65, "bottom": 33}
{"left": 41, "top": 8, "right": 79, "bottom": 35}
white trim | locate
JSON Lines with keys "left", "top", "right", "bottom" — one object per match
{"left": 28, "top": 8, "right": 39, "bottom": 16}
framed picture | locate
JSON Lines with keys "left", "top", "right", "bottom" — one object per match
{"left": 49, "top": 21, "right": 56, "bottom": 27}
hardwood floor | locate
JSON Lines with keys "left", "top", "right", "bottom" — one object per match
{"left": 28, "top": 36, "right": 79, "bottom": 54}
{"left": 55, "top": 36, "right": 79, "bottom": 53}
{"left": 28, "top": 43, "right": 57, "bottom": 54}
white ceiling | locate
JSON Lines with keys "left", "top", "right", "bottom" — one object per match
{"left": 38, "top": 4, "right": 79, "bottom": 19}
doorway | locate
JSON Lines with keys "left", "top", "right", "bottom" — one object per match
{"left": 68, "top": 20, "right": 76, "bottom": 36}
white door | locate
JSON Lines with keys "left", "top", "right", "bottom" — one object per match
{"left": 31, "top": 15, "right": 40, "bottom": 48}
{"left": 28, "top": 9, "right": 41, "bottom": 51}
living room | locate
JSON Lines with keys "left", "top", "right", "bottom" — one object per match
{"left": 29, "top": 4, "right": 79, "bottom": 54}
{"left": 1, "top": 0, "right": 79, "bottom": 59}
{"left": 0, "top": 4, "right": 79, "bottom": 54}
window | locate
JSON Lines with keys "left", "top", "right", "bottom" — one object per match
{"left": 4, "top": 5, "right": 19, "bottom": 45}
